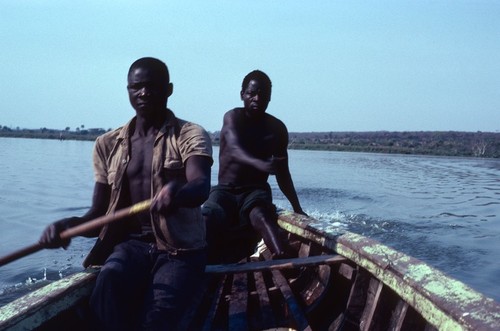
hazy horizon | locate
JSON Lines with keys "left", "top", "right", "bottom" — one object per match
{"left": 2, "top": 125, "right": 498, "bottom": 134}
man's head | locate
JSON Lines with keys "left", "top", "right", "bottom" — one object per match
{"left": 127, "top": 57, "right": 173, "bottom": 115}
{"left": 240, "top": 70, "right": 272, "bottom": 117}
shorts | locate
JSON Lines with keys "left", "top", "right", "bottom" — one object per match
{"left": 202, "top": 183, "right": 278, "bottom": 262}
{"left": 202, "top": 183, "right": 277, "bottom": 228}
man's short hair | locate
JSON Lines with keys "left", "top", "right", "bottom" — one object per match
{"left": 128, "top": 57, "right": 170, "bottom": 84}
{"left": 241, "top": 70, "right": 272, "bottom": 98}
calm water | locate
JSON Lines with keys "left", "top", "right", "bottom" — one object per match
{"left": 1, "top": 137, "right": 499, "bottom": 306}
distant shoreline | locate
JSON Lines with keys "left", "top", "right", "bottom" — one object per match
{"left": 1, "top": 128, "right": 499, "bottom": 158}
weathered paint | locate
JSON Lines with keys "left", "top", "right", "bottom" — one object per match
{"left": 277, "top": 210, "right": 500, "bottom": 331}
{"left": 0, "top": 268, "right": 98, "bottom": 330}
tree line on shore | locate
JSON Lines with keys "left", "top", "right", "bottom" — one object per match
{"left": 1, "top": 126, "right": 499, "bottom": 158}
{"left": 285, "top": 131, "right": 499, "bottom": 158}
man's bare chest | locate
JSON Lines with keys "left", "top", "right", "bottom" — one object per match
{"left": 126, "top": 135, "right": 155, "bottom": 179}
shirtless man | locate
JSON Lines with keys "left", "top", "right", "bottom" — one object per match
{"left": 203, "top": 70, "right": 305, "bottom": 263}
{"left": 40, "top": 57, "right": 213, "bottom": 331}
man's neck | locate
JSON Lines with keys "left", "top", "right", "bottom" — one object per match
{"left": 134, "top": 109, "right": 169, "bottom": 136}
{"left": 242, "top": 108, "right": 266, "bottom": 123}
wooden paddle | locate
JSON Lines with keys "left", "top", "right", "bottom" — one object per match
{"left": 0, "top": 199, "right": 152, "bottom": 267}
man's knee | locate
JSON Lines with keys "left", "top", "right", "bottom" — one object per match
{"left": 203, "top": 203, "right": 229, "bottom": 235}
{"left": 248, "top": 205, "right": 276, "bottom": 228}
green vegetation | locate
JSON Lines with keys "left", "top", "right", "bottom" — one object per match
{"left": 0, "top": 126, "right": 109, "bottom": 141}
{"left": 2, "top": 126, "right": 499, "bottom": 158}
{"left": 286, "top": 131, "right": 500, "bottom": 158}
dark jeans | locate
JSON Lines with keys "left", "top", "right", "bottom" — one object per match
{"left": 90, "top": 239, "right": 206, "bottom": 331}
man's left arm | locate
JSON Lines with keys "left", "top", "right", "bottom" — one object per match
{"left": 273, "top": 124, "right": 307, "bottom": 216}
{"left": 275, "top": 157, "right": 306, "bottom": 215}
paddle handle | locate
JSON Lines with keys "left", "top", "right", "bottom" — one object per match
{"left": 0, "top": 200, "right": 152, "bottom": 267}
{"left": 59, "top": 199, "right": 151, "bottom": 239}
{"left": 0, "top": 243, "right": 43, "bottom": 267}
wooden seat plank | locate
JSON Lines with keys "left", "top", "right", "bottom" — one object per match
{"left": 205, "top": 254, "right": 346, "bottom": 274}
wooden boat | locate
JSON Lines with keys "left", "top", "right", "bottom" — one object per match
{"left": 1, "top": 210, "right": 499, "bottom": 330}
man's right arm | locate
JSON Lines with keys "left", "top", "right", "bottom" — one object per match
{"left": 39, "top": 182, "right": 110, "bottom": 248}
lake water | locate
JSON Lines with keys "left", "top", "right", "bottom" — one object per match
{"left": 0, "top": 137, "right": 499, "bottom": 306}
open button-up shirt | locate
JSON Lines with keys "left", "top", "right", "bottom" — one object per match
{"left": 84, "top": 111, "right": 213, "bottom": 266}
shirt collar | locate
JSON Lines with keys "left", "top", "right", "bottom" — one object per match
{"left": 115, "top": 109, "right": 178, "bottom": 141}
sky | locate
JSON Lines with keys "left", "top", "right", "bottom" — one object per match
{"left": 1, "top": 1, "right": 499, "bottom": 133}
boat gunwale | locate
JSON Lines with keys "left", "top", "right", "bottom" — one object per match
{"left": 0, "top": 268, "right": 99, "bottom": 330}
{"left": 277, "top": 210, "right": 500, "bottom": 331}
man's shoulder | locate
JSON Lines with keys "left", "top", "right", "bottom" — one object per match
{"left": 263, "top": 112, "right": 282, "bottom": 123}
{"left": 95, "top": 126, "right": 124, "bottom": 144}
{"left": 98, "top": 126, "right": 122, "bottom": 138}
{"left": 174, "top": 117, "right": 213, "bottom": 159}
{"left": 94, "top": 121, "right": 131, "bottom": 151}
{"left": 264, "top": 113, "right": 286, "bottom": 130}
{"left": 224, "top": 108, "right": 256, "bottom": 127}
{"left": 97, "top": 118, "right": 134, "bottom": 140}
{"left": 175, "top": 118, "right": 212, "bottom": 146}
{"left": 176, "top": 117, "right": 207, "bottom": 133}
{"left": 92, "top": 126, "right": 125, "bottom": 159}
{"left": 224, "top": 107, "right": 243, "bottom": 118}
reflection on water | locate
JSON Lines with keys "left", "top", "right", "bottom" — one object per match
{"left": 1, "top": 139, "right": 499, "bottom": 305}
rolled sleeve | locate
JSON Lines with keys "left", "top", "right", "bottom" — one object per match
{"left": 93, "top": 136, "right": 109, "bottom": 184}
{"left": 178, "top": 122, "right": 213, "bottom": 164}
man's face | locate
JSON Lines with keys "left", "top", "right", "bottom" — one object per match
{"left": 127, "top": 66, "right": 171, "bottom": 115}
{"left": 240, "top": 79, "right": 271, "bottom": 117}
